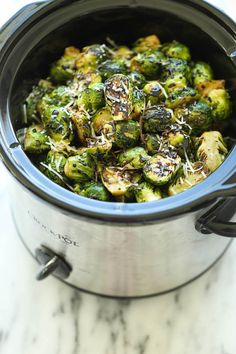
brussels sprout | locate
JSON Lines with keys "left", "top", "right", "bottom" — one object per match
{"left": 47, "top": 86, "right": 74, "bottom": 106}
{"left": 130, "top": 50, "right": 165, "bottom": 78}
{"left": 101, "top": 167, "right": 140, "bottom": 196}
{"left": 128, "top": 71, "right": 147, "bottom": 89}
{"left": 131, "top": 87, "right": 146, "bottom": 119}
{"left": 175, "top": 101, "right": 212, "bottom": 134}
{"left": 163, "top": 124, "right": 190, "bottom": 157}
{"left": 76, "top": 44, "right": 111, "bottom": 71}
{"left": 118, "top": 147, "right": 149, "bottom": 169}
{"left": 143, "top": 81, "right": 166, "bottom": 104}
{"left": 85, "top": 137, "right": 113, "bottom": 157}
{"left": 98, "top": 59, "right": 127, "bottom": 80}
{"left": 113, "top": 46, "right": 133, "bottom": 60}
{"left": 133, "top": 34, "right": 161, "bottom": 53}
{"left": 40, "top": 150, "right": 68, "bottom": 187}
{"left": 114, "top": 120, "right": 140, "bottom": 148}
{"left": 161, "top": 41, "right": 191, "bottom": 61}
{"left": 24, "top": 80, "right": 53, "bottom": 123}
{"left": 196, "top": 131, "right": 228, "bottom": 172}
{"left": 64, "top": 152, "right": 95, "bottom": 182}
{"left": 71, "top": 110, "right": 91, "bottom": 145}
{"left": 50, "top": 46, "right": 80, "bottom": 83}
{"left": 79, "top": 182, "right": 111, "bottom": 201}
{"left": 143, "top": 134, "right": 161, "bottom": 154}
{"left": 166, "top": 87, "right": 199, "bottom": 108}
{"left": 168, "top": 162, "right": 209, "bottom": 196}
{"left": 24, "top": 124, "right": 50, "bottom": 154}
{"left": 192, "top": 61, "right": 213, "bottom": 86}
{"left": 92, "top": 107, "right": 114, "bottom": 134}
{"left": 41, "top": 106, "right": 74, "bottom": 142}
{"left": 143, "top": 153, "right": 181, "bottom": 186}
{"left": 143, "top": 106, "right": 172, "bottom": 133}
{"left": 135, "top": 182, "right": 162, "bottom": 202}
{"left": 75, "top": 71, "right": 102, "bottom": 87}
{"left": 161, "top": 58, "right": 192, "bottom": 92}
{"left": 77, "top": 83, "right": 105, "bottom": 114}
{"left": 104, "top": 74, "right": 133, "bottom": 120}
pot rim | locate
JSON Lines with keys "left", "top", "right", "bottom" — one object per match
{"left": 0, "top": 0, "right": 236, "bottom": 223}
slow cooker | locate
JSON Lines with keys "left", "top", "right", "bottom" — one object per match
{"left": 0, "top": 0, "right": 236, "bottom": 298}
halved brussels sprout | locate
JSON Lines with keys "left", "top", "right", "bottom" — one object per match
{"left": 79, "top": 182, "right": 111, "bottom": 201}
{"left": 24, "top": 124, "right": 50, "bottom": 154}
{"left": 143, "top": 81, "right": 166, "bottom": 104}
{"left": 143, "top": 134, "right": 161, "bottom": 154}
{"left": 143, "top": 106, "right": 172, "bottom": 133}
{"left": 92, "top": 107, "right": 114, "bottom": 134}
{"left": 104, "top": 74, "right": 133, "bottom": 120}
{"left": 50, "top": 46, "right": 80, "bottom": 83}
{"left": 166, "top": 87, "right": 199, "bottom": 108}
{"left": 98, "top": 59, "right": 127, "bottom": 80}
{"left": 192, "top": 61, "right": 213, "bottom": 86}
{"left": 71, "top": 110, "right": 91, "bottom": 145}
{"left": 40, "top": 150, "right": 68, "bottom": 187}
{"left": 64, "top": 152, "right": 95, "bottom": 182}
{"left": 131, "top": 87, "right": 146, "bottom": 119}
{"left": 118, "top": 147, "right": 149, "bottom": 169}
{"left": 102, "top": 167, "right": 140, "bottom": 196}
{"left": 114, "top": 120, "right": 140, "bottom": 148}
{"left": 85, "top": 137, "right": 113, "bottom": 157}
{"left": 128, "top": 71, "right": 147, "bottom": 89}
{"left": 135, "top": 182, "right": 162, "bottom": 202}
{"left": 196, "top": 131, "right": 228, "bottom": 172}
{"left": 168, "top": 162, "right": 209, "bottom": 196}
{"left": 143, "top": 153, "right": 181, "bottom": 186}
{"left": 133, "top": 34, "right": 161, "bottom": 53}
{"left": 76, "top": 44, "right": 111, "bottom": 71}
{"left": 161, "top": 41, "right": 191, "bottom": 61}
{"left": 130, "top": 51, "right": 165, "bottom": 78}
{"left": 77, "top": 83, "right": 105, "bottom": 114}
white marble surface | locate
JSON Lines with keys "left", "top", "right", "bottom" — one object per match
{"left": 0, "top": 1, "right": 236, "bottom": 354}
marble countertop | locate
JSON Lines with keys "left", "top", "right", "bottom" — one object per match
{"left": 0, "top": 1, "right": 236, "bottom": 353}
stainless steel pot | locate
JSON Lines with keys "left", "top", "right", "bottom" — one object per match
{"left": 1, "top": 0, "right": 236, "bottom": 297}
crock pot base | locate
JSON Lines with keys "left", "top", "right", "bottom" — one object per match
{"left": 14, "top": 219, "right": 233, "bottom": 299}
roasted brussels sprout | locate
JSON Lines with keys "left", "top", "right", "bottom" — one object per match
{"left": 166, "top": 87, "right": 199, "bottom": 108}
{"left": 143, "top": 106, "right": 172, "bottom": 133}
{"left": 168, "top": 162, "right": 209, "bottom": 195}
{"left": 175, "top": 101, "right": 212, "bottom": 134}
{"left": 71, "top": 110, "right": 91, "bottom": 145}
{"left": 143, "top": 153, "right": 181, "bottom": 186}
{"left": 161, "top": 41, "right": 191, "bottom": 61}
{"left": 24, "top": 80, "right": 53, "bottom": 123}
{"left": 128, "top": 71, "right": 147, "bottom": 89}
{"left": 50, "top": 46, "right": 80, "bottom": 83}
{"left": 92, "top": 107, "right": 114, "bottom": 134}
{"left": 114, "top": 120, "right": 140, "bottom": 148}
{"left": 102, "top": 167, "right": 140, "bottom": 196}
{"left": 105, "top": 74, "right": 133, "bottom": 120}
{"left": 118, "top": 147, "right": 149, "bottom": 169}
{"left": 77, "top": 82, "right": 105, "bottom": 114}
{"left": 98, "top": 59, "right": 127, "bottom": 80}
{"left": 79, "top": 182, "right": 111, "bottom": 201}
{"left": 21, "top": 35, "right": 232, "bottom": 204}
{"left": 143, "top": 81, "right": 166, "bottom": 104}
{"left": 133, "top": 34, "right": 161, "bottom": 53}
{"left": 135, "top": 182, "right": 162, "bottom": 202}
{"left": 24, "top": 124, "right": 50, "bottom": 154}
{"left": 40, "top": 150, "right": 68, "bottom": 187}
{"left": 192, "top": 61, "right": 213, "bottom": 86}
{"left": 130, "top": 50, "right": 165, "bottom": 78}
{"left": 64, "top": 152, "right": 95, "bottom": 182}
{"left": 196, "top": 131, "right": 228, "bottom": 172}
{"left": 143, "top": 134, "right": 161, "bottom": 154}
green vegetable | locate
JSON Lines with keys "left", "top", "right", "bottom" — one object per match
{"left": 50, "top": 46, "right": 80, "bottom": 83}
{"left": 143, "top": 106, "right": 172, "bottom": 133}
{"left": 98, "top": 59, "right": 127, "bottom": 80}
{"left": 161, "top": 41, "right": 191, "bottom": 61}
{"left": 79, "top": 182, "right": 111, "bottom": 201}
{"left": 130, "top": 50, "right": 165, "bottom": 78}
{"left": 40, "top": 151, "right": 68, "bottom": 187}
{"left": 102, "top": 167, "right": 140, "bottom": 196}
{"left": 118, "top": 147, "right": 149, "bottom": 169}
{"left": 192, "top": 61, "right": 213, "bottom": 86}
{"left": 133, "top": 34, "right": 161, "bottom": 53}
{"left": 24, "top": 124, "right": 50, "bottom": 154}
{"left": 77, "top": 83, "right": 105, "bottom": 114}
{"left": 64, "top": 152, "right": 95, "bottom": 182}
{"left": 114, "top": 120, "right": 140, "bottom": 148}
{"left": 135, "top": 182, "right": 162, "bottom": 202}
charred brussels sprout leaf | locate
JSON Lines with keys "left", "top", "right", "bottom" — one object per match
{"left": 79, "top": 182, "right": 111, "bottom": 201}
{"left": 114, "top": 120, "right": 140, "bottom": 148}
{"left": 24, "top": 124, "right": 50, "bottom": 154}
{"left": 143, "top": 153, "right": 181, "bottom": 186}
{"left": 118, "top": 147, "right": 149, "bottom": 169}
{"left": 64, "top": 152, "right": 95, "bottom": 182}
{"left": 161, "top": 41, "right": 191, "bottom": 61}
{"left": 143, "top": 106, "right": 172, "bottom": 133}
{"left": 135, "top": 182, "right": 162, "bottom": 202}
{"left": 168, "top": 162, "right": 209, "bottom": 196}
{"left": 196, "top": 131, "right": 228, "bottom": 172}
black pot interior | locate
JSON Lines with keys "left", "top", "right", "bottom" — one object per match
{"left": 9, "top": 2, "right": 236, "bottom": 135}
